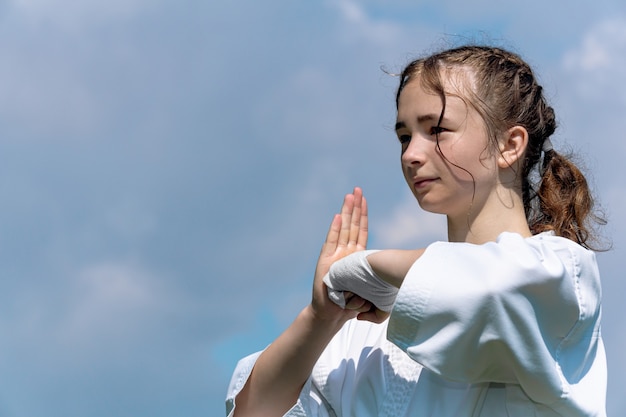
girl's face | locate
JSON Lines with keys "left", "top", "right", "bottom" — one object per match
{"left": 395, "top": 76, "right": 499, "bottom": 220}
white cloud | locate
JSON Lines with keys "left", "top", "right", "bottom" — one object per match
{"left": 47, "top": 261, "right": 171, "bottom": 351}
{"left": 563, "top": 17, "right": 626, "bottom": 72}
{"left": 562, "top": 16, "right": 626, "bottom": 102}
{"left": 329, "top": 0, "right": 405, "bottom": 46}
{"left": 72, "top": 262, "right": 157, "bottom": 313}
{"left": 3, "top": 259, "right": 187, "bottom": 355}
{"left": 336, "top": 0, "right": 366, "bottom": 22}
{"left": 374, "top": 189, "right": 447, "bottom": 248}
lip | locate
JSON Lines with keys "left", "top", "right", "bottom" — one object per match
{"left": 413, "top": 177, "right": 438, "bottom": 190}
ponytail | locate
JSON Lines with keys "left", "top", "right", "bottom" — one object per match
{"left": 527, "top": 147, "right": 607, "bottom": 250}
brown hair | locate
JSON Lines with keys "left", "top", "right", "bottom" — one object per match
{"left": 396, "top": 45, "right": 606, "bottom": 250}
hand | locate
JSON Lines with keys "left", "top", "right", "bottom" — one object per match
{"left": 311, "top": 187, "right": 372, "bottom": 322}
{"left": 355, "top": 307, "right": 390, "bottom": 324}
{"left": 355, "top": 249, "right": 426, "bottom": 324}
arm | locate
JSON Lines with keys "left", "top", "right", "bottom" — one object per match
{"left": 323, "top": 248, "right": 425, "bottom": 323}
{"left": 234, "top": 188, "right": 372, "bottom": 417}
{"left": 367, "top": 249, "right": 425, "bottom": 288}
{"left": 322, "top": 248, "right": 425, "bottom": 316}
{"left": 351, "top": 249, "right": 424, "bottom": 323}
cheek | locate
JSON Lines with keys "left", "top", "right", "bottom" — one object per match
{"left": 445, "top": 140, "right": 493, "bottom": 175}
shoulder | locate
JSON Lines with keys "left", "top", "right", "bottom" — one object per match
{"left": 499, "top": 232, "right": 601, "bottom": 301}
{"left": 398, "top": 231, "right": 601, "bottom": 331}
{"left": 496, "top": 231, "right": 596, "bottom": 267}
{"left": 419, "top": 231, "right": 598, "bottom": 282}
{"left": 522, "top": 231, "right": 599, "bottom": 279}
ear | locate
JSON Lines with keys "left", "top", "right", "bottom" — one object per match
{"left": 497, "top": 126, "right": 528, "bottom": 169}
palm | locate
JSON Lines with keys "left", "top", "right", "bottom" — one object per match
{"left": 312, "top": 187, "right": 369, "bottom": 320}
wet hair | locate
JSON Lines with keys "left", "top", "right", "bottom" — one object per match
{"left": 396, "top": 45, "right": 606, "bottom": 250}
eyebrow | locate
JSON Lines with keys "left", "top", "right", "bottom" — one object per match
{"left": 395, "top": 114, "right": 442, "bottom": 131}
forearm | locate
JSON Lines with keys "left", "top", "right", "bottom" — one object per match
{"left": 234, "top": 305, "right": 345, "bottom": 417}
{"left": 367, "top": 249, "right": 425, "bottom": 288}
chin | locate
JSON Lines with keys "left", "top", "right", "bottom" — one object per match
{"left": 414, "top": 199, "right": 448, "bottom": 216}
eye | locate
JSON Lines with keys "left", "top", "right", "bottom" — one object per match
{"left": 429, "top": 126, "right": 447, "bottom": 136}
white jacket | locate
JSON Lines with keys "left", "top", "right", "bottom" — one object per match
{"left": 226, "top": 232, "right": 607, "bottom": 416}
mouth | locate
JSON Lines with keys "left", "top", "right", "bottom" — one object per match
{"left": 413, "top": 177, "right": 438, "bottom": 190}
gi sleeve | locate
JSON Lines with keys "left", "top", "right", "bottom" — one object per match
{"left": 225, "top": 318, "right": 401, "bottom": 417}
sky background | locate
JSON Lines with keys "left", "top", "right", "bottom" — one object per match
{"left": 0, "top": 0, "right": 624, "bottom": 416}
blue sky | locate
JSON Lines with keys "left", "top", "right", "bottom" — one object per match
{"left": 0, "top": 1, "right": 625, "bottom": 416}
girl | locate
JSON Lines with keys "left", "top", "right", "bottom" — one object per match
{"left": 226, "top": 45, "right": 607, "bottom": 416}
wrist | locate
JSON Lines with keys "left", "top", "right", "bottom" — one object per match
{"left": 324, "top": 250, "right": 398, "bottom": 312}
{"left": 303, "top": 304, "right": 348, "bottom": 336}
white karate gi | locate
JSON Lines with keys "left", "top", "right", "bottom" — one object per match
{"left": 226, "top": 232, "right": 607, "bottom": 416}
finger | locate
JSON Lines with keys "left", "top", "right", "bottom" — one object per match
{"left": 320, "top": 214, "right": 342, "bottom": 257}
{"left": 342, "top": 291, "right": 354, "bottom": 301}
{"left": 348, "top": 187, "right": 363, "bottom": 248}
{"left": 337, "top": 193, "right": 354, "bottom": 248}
{"left": 357, "top": 308, "right": 389, "bottom": 323}
{"left": 357, "top": 195, "right": 368, "bottom": 250}
{"left": 343, "top": 292, "right": 374, "bottom": 312}
{"left": 344, "top": 293, "right": 367, "bottom": 310}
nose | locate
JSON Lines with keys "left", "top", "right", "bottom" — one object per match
{"left": 401, "top": 134, "right": 428, "bottom": 167}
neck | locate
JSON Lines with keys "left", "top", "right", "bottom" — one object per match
{"left": 446, "top": 187, "right": 531, "bottom": 244}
